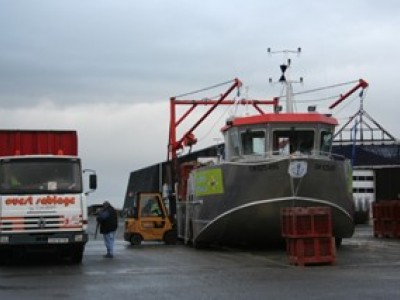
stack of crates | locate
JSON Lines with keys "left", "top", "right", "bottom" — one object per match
{"left": 372, "top": 200, "right": 400, "bottom": 238}
{"left": 281, "top": 207, "right": 335, "bottom": 266}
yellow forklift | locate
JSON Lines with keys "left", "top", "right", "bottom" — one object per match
{"left": 124, "top": 192, "right": 177, "bottom": 245}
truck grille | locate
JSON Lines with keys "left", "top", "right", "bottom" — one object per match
{"left": 0, "top": 215, "right": 83, "bottom": 232}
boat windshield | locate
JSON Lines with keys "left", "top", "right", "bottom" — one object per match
{"left": 0, "top": 157, "right": 82, "bottom": 195}
{"left": 241, "top": 129, "right": 266, "bottom": 155}
{"left": 273, "top": 129, "right": 315, "bottom": 155}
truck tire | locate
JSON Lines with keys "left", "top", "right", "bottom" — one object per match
{"left": 0, "top": 249, "right": 10, "bottom": 265}
{"left": 164, "top": 230, "right": 177, "bottom": 245}
{"left": 130, "top": 234, "right": 142, "bottom": 246}
{"left": 335, "top": 237, "right": 343, "bottom": 248}
{"left": 70, "top": 245, "right": 84, "bottom": 264}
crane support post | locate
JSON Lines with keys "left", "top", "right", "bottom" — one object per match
{"left": 168, "top": 79, "right": 241, "bottom": 160}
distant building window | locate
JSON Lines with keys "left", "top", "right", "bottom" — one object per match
{"left": 353, "top": 176, "right": 374, "bottom": 181}
{"left": 353, "top": 188, "right": 374, "bottom": 193}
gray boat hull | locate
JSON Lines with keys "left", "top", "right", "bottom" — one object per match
{"left": 179, "top": 157, "right": 354, "bottom": 247}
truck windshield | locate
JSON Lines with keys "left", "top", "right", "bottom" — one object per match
{"left": 0, "top": 157, "right": 82, "bottom": 195}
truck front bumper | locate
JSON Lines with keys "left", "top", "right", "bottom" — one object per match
{"left": 0, "top": 231, "right": 88, "bottom": 246}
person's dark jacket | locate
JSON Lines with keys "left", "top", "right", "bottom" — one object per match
{"left": 96, "top": 205, "right": 118, "bottom": 234}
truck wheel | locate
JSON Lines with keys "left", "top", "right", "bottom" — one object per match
{"left": 335, "top": 237, "right": 343, "bottom": 248}
{"left": 69, "top": 245, "right": 84, "bottom": 264}
{"left": 0, "top": 250, "right": 11, "bottom": 265}
{"left": 164, "top": 230, "right": 177, "bottom": 245}
{"left": 130, "top": 234, "right": 142, "bottom": 246}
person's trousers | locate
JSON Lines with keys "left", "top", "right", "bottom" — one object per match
{"left": 103, "top": 231, "right": 116, "bottom": 255}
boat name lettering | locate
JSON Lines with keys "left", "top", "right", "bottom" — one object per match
{"left": 315, "top": 163, "right": 335, "bottom": 171}
{"left": 249, "top": 164, "right": 279, "bottom": 172}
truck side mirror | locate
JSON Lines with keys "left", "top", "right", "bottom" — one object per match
{"left": 89, "top": 174, "right": 97, "bottom": 190}
{"left": 83, "top": 169, "right": 97, "bottom": 195}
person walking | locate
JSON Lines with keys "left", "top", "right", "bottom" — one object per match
{"left": 96, "top": 201, "right": 118, "bottom": 258}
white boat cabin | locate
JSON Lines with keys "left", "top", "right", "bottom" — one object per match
{"left": 222, "top": 113, "right": 338, "bottom": 161}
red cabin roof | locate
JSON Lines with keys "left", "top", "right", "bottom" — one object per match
{"left": 222, "top": 113, "right": 338, "bottom": 131}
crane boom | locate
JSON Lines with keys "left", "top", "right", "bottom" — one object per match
{"left": 329, "top": 79, "right": 369, "bottom": 109}
{"left": 168, "top": 79, "right": 278, "bottom": 161}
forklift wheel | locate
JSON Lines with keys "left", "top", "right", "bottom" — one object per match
{"left": 130, "top": 234, "right": 142, "bottom": 246}
{"left": 163, "top": 230, "right": 177, "bottom": 245}
{"left": 335, "top": 237, "right": 343, "bottom": 248}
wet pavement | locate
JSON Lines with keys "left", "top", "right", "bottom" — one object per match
{"left": 0, "top": 219, "right": 400, "bottom": 300}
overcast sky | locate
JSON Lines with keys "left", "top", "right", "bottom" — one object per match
{"left": 1, "top": 0, "right": 399, "bottom": 208}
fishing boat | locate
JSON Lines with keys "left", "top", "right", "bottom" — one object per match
{"left": 169, "top": 56, "right": 368, "bottom": 247}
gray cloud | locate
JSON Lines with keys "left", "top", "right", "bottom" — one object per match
{"left": 0, "top": 0, "right": 399, "bottom": 206}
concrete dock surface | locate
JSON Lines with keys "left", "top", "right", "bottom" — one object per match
{"left": 0, "top": 219, "right": 399, "bottom": 300}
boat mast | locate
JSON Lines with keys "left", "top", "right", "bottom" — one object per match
{"left": 268, "top": 48, "right": 302, "bottom": 113}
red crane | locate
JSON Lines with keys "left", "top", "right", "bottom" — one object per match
{"left": 329, "top": 79, "right": 369, "bottom": 109}
{"left": 167, "top": 78, "right": 278, "bottom": 161}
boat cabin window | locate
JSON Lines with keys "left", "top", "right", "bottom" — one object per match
{"left": 241, "top": 129, "right": 266, "bottom": 155}
{"left": 273, "top": 129, "right": 314, "bottom": 155}
{"left": 226, "top": 128, "right": 240, "bottom": 157}
{"left": 320, "top": 130, "right": 333, "bottom": 154}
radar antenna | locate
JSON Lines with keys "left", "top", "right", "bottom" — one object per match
{"left": 268, "top": 47, "right": 303, "bottom": 113}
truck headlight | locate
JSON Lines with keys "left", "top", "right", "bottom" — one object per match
{"left": 0, "top": 236, "right": 9, "bottom": 244}
{"left": 74, "top": 234, "right": 83, "bottom": 242}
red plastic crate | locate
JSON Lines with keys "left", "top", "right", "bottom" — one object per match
{"left": 381, "top": 201, "right": 395, "bottom": 220}
{"left": 373, "top": 219, "right": 383, "bottom": 237}
{"left": 394, "top": 202, "right": 400, "bottom": 221}
{"left": 286, "top": 237, "right": 336, "bottom": 266}
{"left": 281, "top": 207, "right": 332, "bottom": 238}
{"left": 373, "top": 201, "right": 400, "bottom": 239}
{"left": 394, "top": 221, "right": 400, "bottom": 238}
{"left": 372, "top": 202, "right": 383, "bottom": 219}
{"left": 382, "top": 220, "right": 397, "bottom": 238}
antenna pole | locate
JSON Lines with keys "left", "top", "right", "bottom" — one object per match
{"left": 268, "top": 47, "right": 302, "bottom": 113}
